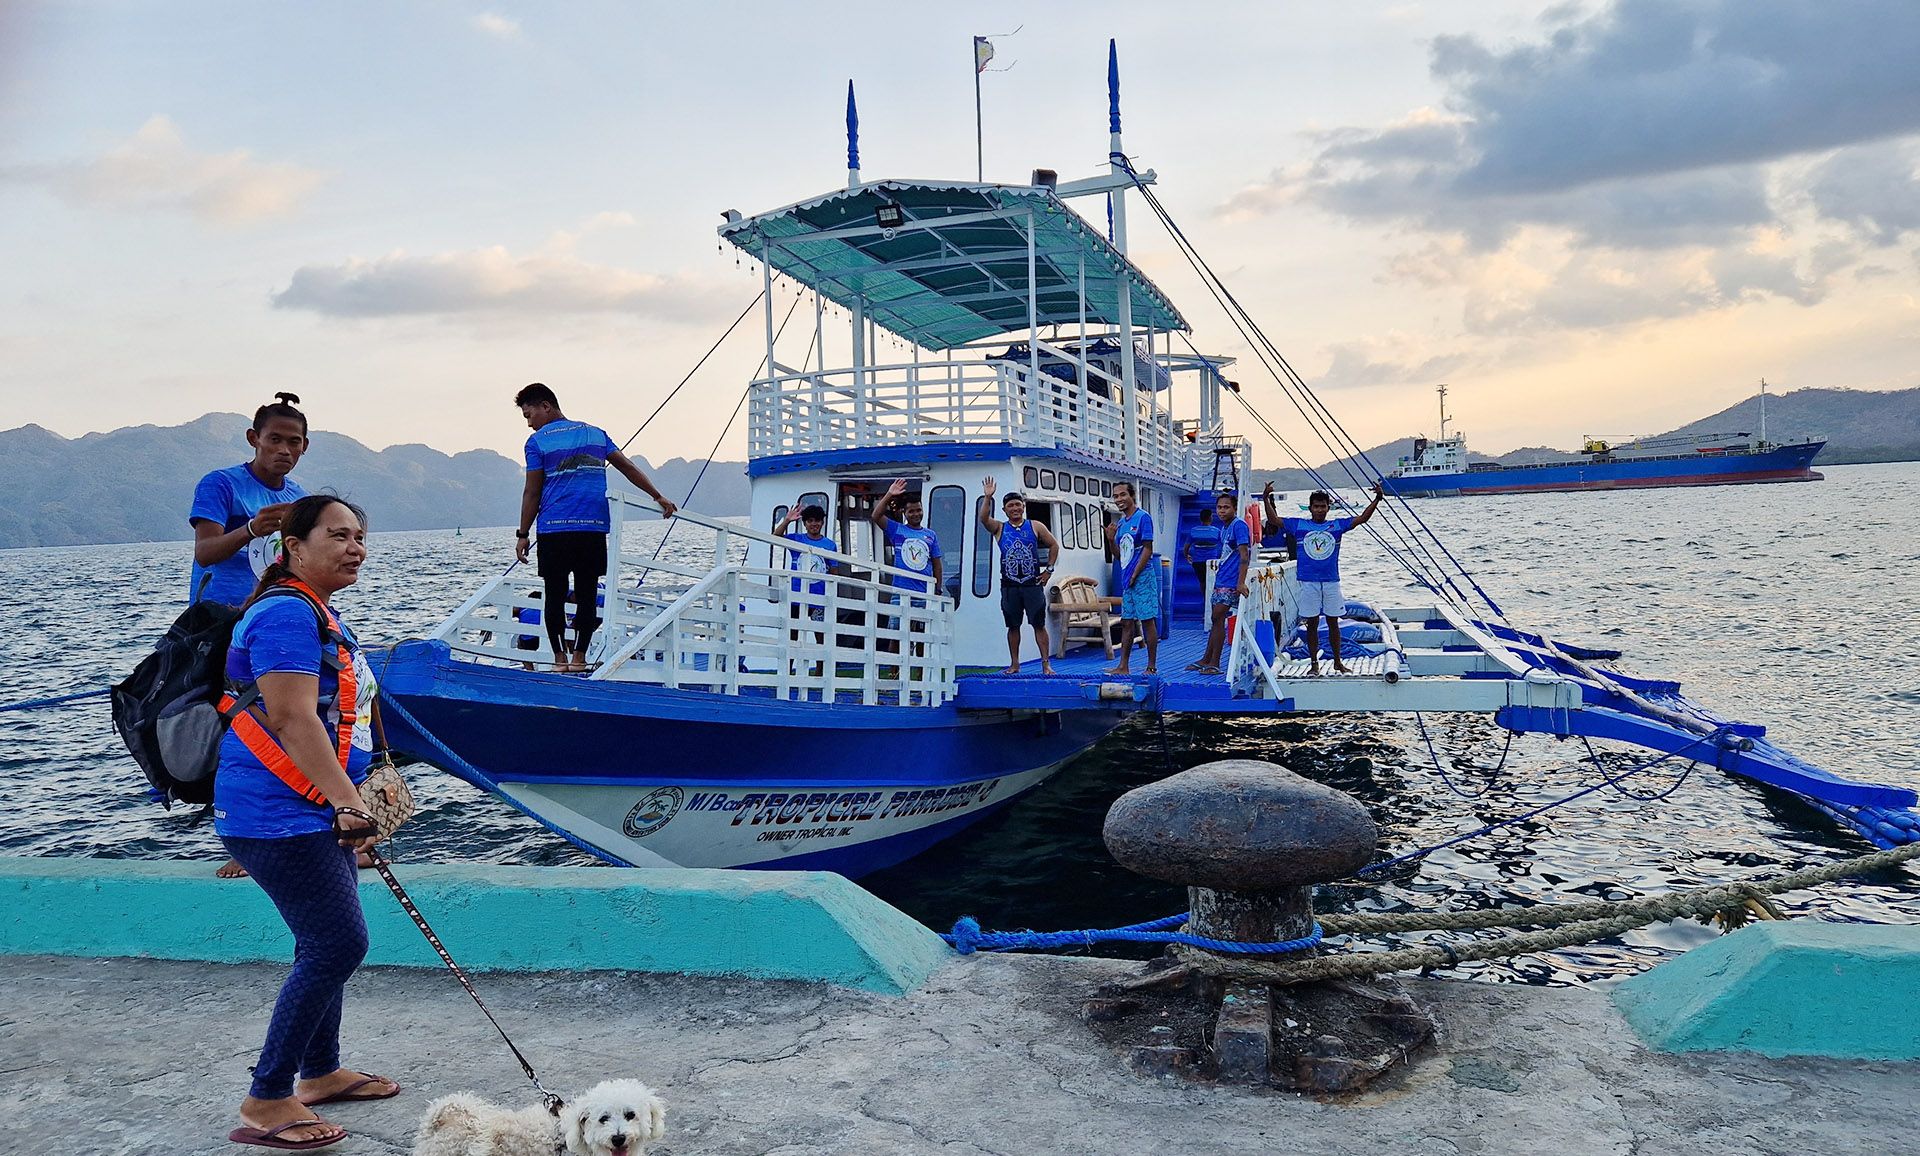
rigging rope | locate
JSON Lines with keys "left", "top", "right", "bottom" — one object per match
{"left": 0, "top": 687, "right": 111, "bottom": 713}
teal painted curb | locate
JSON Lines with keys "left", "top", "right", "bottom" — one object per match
{"left": 1613, "top": 921, "right": 1920, "bottom": 1059}
{"left": 0, "top": 857, "right": 953, "bottom": 995}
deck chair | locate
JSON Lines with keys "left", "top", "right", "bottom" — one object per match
{"left": 1050, "top": 576, "right": 1117, "bottom": 659}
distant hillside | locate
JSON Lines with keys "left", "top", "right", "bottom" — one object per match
{"left": 0, "top": 415, "right": 749, "bottom": 550}
{"left": 1247, "top": 384, "right": 1919, "bottom": 490}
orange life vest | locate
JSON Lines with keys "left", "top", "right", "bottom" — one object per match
{"left": 217, "top": 579, "right": 356, "bottom": 806}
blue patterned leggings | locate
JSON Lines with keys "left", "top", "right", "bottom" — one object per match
{"left": 222, "top": 831, "right": 368, "bottom": 1101}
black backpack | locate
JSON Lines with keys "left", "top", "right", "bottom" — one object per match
{"left": 111, "top": 587, "right": 329, "bottom": 808}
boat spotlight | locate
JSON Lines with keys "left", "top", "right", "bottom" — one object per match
{"left": 875, "top": 201, "right": 906, "bottom": 229}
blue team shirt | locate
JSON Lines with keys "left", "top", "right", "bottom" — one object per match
{"left": 1213, "top": 519, "right": 1254, "bottom": 589}
{"left": 1112, "top": 510, "right": 1154, "bottom": 590}
{"left": 213, "top": 594, "right": 372, "bottom": 839}
{"left": 883, "top": 521, "right": 943, "bottom": 593}
{"left": 525, "top": 419, "right": 621, "bottom": 534}
{"left": 188, "top": 464, "right": 308, "bottom": 606}
{"left": 1186, "top": 521, "right": 1224, "bottom": 563}
{"left": 1282, "top": 516, "right": 1354, "bottom": 582}
{"left": 784, "top": 531, "right": 835, "bottom": 596}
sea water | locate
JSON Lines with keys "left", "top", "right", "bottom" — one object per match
{"left": 3, "top": 463, "right": 1917, "bottom": 985}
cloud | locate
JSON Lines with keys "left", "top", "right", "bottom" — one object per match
{"left": 1316, "top": 341, "right": 1473, "bottom": 389}
{"left": 1224, "top": 1, "right": 1920, "bottom": 332}
{"left": 473, "top": 12, "right": 521, "bottom": 40}
{"left": 272, "top": 242, "right": 729, "bottom": 322}
{"left": 1808, "top": 142, "right": 1920, "bottom": 246}
{"left": 35, "top": 115, "right": 324, "bottom": 225}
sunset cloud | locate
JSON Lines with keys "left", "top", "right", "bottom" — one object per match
{"left": 34, "top": 116, "right": 324, "bottom": 226}
{"left": 272, "top": 243, "right": 729, "bottom": 322}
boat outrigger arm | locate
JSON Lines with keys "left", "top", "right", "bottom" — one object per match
{"left": 955, "top": 556, "right": 1920, "bottom": 851}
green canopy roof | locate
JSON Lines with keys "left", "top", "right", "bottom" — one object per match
{"left": 720, "top": 180, "right": 1188, "bottom": 350}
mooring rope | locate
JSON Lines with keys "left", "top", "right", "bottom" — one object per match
{"left": 1175, "top": 839, "right": 1920, "bottom": 985}
{"left": 0, "top": 687, "right": 111, "bottom": 713}
{"left": 944, "top": 913, "right": 1323, "bottom": 957}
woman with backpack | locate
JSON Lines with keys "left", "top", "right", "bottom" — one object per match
{"left": 216, "top": 494, "right": 397, "bottom": 1151}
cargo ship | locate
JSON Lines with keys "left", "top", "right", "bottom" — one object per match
{"left": 1384, "top": 384, "right": 1824, "bottom": 497}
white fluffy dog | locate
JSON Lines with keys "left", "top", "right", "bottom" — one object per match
{"left": 412, "top": 1079, "right": 667, "bottom": 1156}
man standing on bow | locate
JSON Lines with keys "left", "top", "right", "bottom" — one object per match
{"left": 1103, "top": 480, "right": 1158, "bottom": 676}
{"left": 978, "top": 477, "right": 1058, "bottom": 676}
{"left": 513, "top": 383, "right": 676, "bottom": 673}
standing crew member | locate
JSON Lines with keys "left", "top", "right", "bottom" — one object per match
{"left": 513, "top": 383, "right": 676, "bottom": 673}
{"left": 1183, "top": 504, "right": 1223, "bottom": 616}
{"left": 189, "top": 393, "right": 311, "bottom": 607}
{"left": 191, "top": 393, "right": 312, "bottom": 881}
{"left": 1277, "top": 483, "right": 1384, "bottom": 674}
{"left": 978, "top": 477, "right": 1059, "bottom": 675}
{"left": 1189, "top": 492, "right": 1252, "bottom": 674}
{"left": 216, "top": 495, "right": 397, "bottom": 1151}
{"left": 870, "top": 478, "right": 945, "bottom": 597}
{"left": 1103, "top": 480, "right": 1159, "bottom": 675}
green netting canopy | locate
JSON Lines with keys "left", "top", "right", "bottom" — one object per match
{"left": 721, "top": 180, "right": 1188, "bottom": 350}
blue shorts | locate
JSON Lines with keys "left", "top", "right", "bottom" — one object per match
{"left": 1119, "top": 570, "right": 1159, "bottom": 622}
{"left": 1210, "top": 586, "right": 1240, "bottom": 608}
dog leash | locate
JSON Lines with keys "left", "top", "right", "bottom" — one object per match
{"left": 369, "top": 853, "right": 566, "bottom": 1115}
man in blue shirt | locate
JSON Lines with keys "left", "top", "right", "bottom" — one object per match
{"left": 978, "top": 476, "right": 1060, "bottom": 675}
{"left": 188, "top": 394, "right": 311, "bottom": 606}
{"left": 1278, "top": 482, "right": 1383, "bottom": 674}
{"left": 1183, "top": 505, "right": 1224, "bottom": 620}
{"left": 775, "top": 501, "right": 839, "bottom": 673}
{"left": 869, "top": 478, "right": 944, "bottom": 595}
{"left": 1190, "top": 492, "right": 1252, "bottom": 674}
{"left": 1103, "top": 480, "right": 1158, "bottom": 675}
{"left": 513, "top": 383, "right": 676, "bottom": 672}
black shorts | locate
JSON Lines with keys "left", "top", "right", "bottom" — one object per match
{"left": 536, "top": 531, "right": 608, "bottom": 579}
{"left": 1001, "top": 583, "right": 1047, "bottom": 628}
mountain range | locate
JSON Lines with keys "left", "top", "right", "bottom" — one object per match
{"left": 2, "top": 385, "right": 1913, "bottom": 549}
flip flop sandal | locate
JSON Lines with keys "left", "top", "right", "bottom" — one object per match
{"left": 301, "top": 1074, "right": 401, "bottom": 1106}
{"left": 228, "top": 1119, "right": 346, "bottom": 1150}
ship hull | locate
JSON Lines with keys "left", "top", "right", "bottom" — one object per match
{"left": 1386, "top": 442, "right": 1823, "bottom": 497}
{"left": 375, "top": 641, "right": 1119, "bottom": 877}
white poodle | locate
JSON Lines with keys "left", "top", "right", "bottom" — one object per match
{"left": 412, "top": 1078, "right": 667, "bottom": 1156}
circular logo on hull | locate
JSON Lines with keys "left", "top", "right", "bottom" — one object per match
{"left": 622, "top": 787, "right": 685, "bottom": 838}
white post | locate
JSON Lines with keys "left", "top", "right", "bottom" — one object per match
{"left": 1077, "top": 253, "right": 1088, "bottom": 452}
{"left": 814, "top": 289, "right": 824, "bottom": 373}
{"left": 1026, "top": 209, "right": 1040, "bottom": 442}
{"left": 761, "top": 239, "right": 776, "bottom": 365}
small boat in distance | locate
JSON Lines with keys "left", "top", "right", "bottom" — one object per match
{"left": 1385, "top": 383, "right": 1824, "bottom": 497}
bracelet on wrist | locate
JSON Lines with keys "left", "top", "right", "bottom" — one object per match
{"left": 245, "top": 519, "right": 261, "bottom": 539}
{"left": 515, "top": 530, "right": 530, "bottom": 539}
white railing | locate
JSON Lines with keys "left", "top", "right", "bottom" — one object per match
{"left": 430, "top": 497, "right": 957, "bottom": 707}
{"left": 749, "top": 340, "right": 1207, "bottom": 483}
{"left": 1226, "top": 555, "right": 1297, "bottom": 700}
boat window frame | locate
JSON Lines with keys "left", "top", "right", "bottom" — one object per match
{"left": 1076, "top": 502, "right": 1089, "bottom": 550}
{"left": 1039, "top": 468, "right": 1056, "bottom": 491}
{"left": 1023, "top": 466, "right": 1040, "bottom": 489}
{"left": 927, "top": 484, "right": 966, "bottom": 604}
{"left": 972, "top": 495, "right": 995, "bottom": 598}
{"left": 1075, "top": 475, "right": 1087, "bottom": 494}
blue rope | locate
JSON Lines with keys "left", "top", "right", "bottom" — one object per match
{"left": 0, "top": 687, "right": 110, "bottom": 713}
{"left": 1414, "top": 711, "right": 1497, "bottom": 800}
{"left": 377, "top": 691, "right": 629, "bottom": 866}
{"left": 1357, "top": 726, "right": 1732, "bottom": 877}
{"left": 942, "top": 913, "right": 1323, "bottom": 956}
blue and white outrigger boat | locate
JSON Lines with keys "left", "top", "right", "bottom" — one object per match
{"left": 378, "top": 46, "right": 1919, "bottom": 877}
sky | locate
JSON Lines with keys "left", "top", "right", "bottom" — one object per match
{"left": 3, "top": 0, "right": 1918, "bottom": 469}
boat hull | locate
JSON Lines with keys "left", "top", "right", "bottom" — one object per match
{"left": 1386, "top": 442, "right": 1824, "bottom": 497}
{"left": 375, "top": 641, "right": 1119, "bottom": 877}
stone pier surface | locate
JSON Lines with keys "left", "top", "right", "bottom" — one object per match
{"left": 4, "top": 953, "right": 1916, "bottom": 1156}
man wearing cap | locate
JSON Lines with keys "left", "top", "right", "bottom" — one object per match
{"left": 978, "top": 476, "right": 1060, "bottom": 675}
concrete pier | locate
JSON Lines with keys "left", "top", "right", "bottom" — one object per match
{"left": 6, "top": 951, "right": 1917, "bottom": 1156}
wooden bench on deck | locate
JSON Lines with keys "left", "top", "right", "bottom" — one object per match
{"left": 1049, "top": 576, "right": 1122, "bottom": 659}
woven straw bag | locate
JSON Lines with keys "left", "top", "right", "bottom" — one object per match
{"left": 360, "top": 756, "right": 416, "bottom": 840}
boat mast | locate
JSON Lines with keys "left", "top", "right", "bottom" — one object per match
{"left": 1758, "top": 378, "right": 1768, "bottom": 446}
{"left": 846, "top": 82, "right": 867, "bottom": 390}
{"left": 1108, "top": 40, "right": 1138, "bottom": 465}
{"left": 1437, "top": 383, "right": 1449, "bottom": 442}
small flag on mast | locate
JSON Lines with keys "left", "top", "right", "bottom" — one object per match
{"left": 974, "top": 36, "right": 995, "bottom": 73}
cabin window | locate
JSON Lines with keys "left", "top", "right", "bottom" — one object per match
{"left": 972, "top": 496, "right": 994, "bottom": 598}
{"left": 1075, "top": 475, "right": 1087, "bottom": 494}
{"left": 1066, "top": 503, "right": 1079, "bottom": 550}
{"left": 1023, "top": 467, "right": 1039, "bottom": 489}
{"left": 1101, "top": 480, "right": 1112, "bottom": 498}
{"left": 928, "top": 485, "right": 966, "bottom": 603}
{"left": 770, "top": 505, "right": 790, "bottom": 534}
{"left": 1039, "top": 468, "right": 1056, "bottom": 491}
